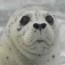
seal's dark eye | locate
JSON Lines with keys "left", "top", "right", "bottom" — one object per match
{"left": 20, "top": 15, "right": 30, "bottom": 26}
{"left": 45, "top": 15, "right": 54, "bottom": 25}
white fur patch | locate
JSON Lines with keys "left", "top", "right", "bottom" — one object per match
{"left": 0, "top": 5, "right": 60, "bottom": 65}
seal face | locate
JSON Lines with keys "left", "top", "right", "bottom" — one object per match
{"left": 0, "top": 5, "right": 60, "bottom": 65}
{"left": 6, "top": 5, "right": 58, "bottom": 59}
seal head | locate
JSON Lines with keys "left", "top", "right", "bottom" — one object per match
{"left": 6, "top": 5, "right": 58, "bottom": 59}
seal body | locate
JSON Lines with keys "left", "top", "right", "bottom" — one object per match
{"left": 0, "top": 5, "right": 60, "bottom": 65}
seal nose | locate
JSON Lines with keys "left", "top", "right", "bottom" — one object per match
{"left": 33, "top": 23, "right": 46, "bottom": 30}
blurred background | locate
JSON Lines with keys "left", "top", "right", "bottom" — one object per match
{"left": 0, "top": 0, "right": 65, "bottom": 64}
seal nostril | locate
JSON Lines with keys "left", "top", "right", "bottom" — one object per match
{"left": 33, "top": 23, "right": 46, "bottom": 30}
{"left": 41, "top": 23, "right": 46, "bottom": 29}
{"left": 33, "top": 23, "right": 39, "bottom": 29}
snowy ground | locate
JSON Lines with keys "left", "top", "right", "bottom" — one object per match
{"left": 0, "top": 0, "right": 65, "bottom": 65}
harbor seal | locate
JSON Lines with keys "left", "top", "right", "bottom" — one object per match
{"left": 0, "top": 5, "right": 60, "bottom": 65}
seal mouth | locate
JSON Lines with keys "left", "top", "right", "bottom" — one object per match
{"left": 37, "top": 40, "right": 46, "bottom": 43}
{"left": 36, "top": 39, "right": 49, "bottom": 46}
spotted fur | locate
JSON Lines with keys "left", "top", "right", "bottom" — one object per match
{"left": 0, "top": 5, "right": 60, "bottom": 65}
